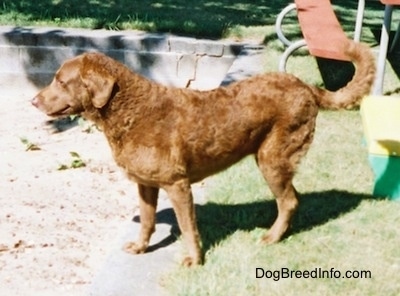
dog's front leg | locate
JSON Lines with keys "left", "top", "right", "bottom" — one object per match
{"left": 164, "top": 179, "right": 202, "bottom": 267}
{"left": 124, "top": 184, "right": 159, "bottom": 254}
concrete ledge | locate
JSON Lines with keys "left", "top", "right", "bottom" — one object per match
{"left": 0, "top": 26, "right": 247, "bottom": 90}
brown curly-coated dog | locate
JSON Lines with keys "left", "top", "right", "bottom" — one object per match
{"left": 32, "top": 40, "right": 375, "bottom": 266}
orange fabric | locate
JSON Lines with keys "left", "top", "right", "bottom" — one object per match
{"left": 295, "top": 0, "right": 350, "bottom": 61}
{"left": 380, "top": 1, "right": 400, "bottom": 5}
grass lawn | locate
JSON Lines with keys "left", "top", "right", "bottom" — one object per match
{"left": 0, "top": 0, "right": 288, "bottom": 37}
{"left": 2, "top": 1, "right": 400, "bottom": 295}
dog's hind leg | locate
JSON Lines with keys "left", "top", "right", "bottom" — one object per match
{"left": 124, "top": 184, "right": 159, "bottom": 254}
{"left": 256, "top": 119, "right": 315, "bottom": 244}
{"left": 257, "top": 153, "right": 299, "bottom": 244}
{"left": 164, "top": 179, "right": 202, "bottom": 267}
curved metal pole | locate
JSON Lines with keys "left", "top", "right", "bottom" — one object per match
{"left": 275, "top": 3, "right": 297, "bottom": 47}
{"left": 279, "top": 39, "right": 308, "bottom": 72}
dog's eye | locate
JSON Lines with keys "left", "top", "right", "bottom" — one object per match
{"left": 56, "top": 79, "right": 66, "bottom": 88}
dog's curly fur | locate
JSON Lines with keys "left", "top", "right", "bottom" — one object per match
{"left": 32, "top": 40, "right": 376, "bottom": 266}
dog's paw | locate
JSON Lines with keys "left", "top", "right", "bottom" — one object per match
{"left": 123, "top": 241, "right": 147, "bottom": 254}
{"left": 181, "top": 256, "right": 202, "bottom": 267}
{"left": 260, "top": 232, "right": 281, "bottom": 245}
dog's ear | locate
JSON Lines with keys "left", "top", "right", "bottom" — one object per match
{"left": 81, "top": 69, "right": 115, "bottom": 108}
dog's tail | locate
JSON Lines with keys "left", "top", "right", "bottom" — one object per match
{"left": 312, "top": 40, "right": 376, "bottom": 110}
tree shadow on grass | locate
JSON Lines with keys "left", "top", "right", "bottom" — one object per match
{"left": 135, "top": 190, "right": 378, "bottom": 254}
{"left": 0, "top": 0, "right": 286, "bottom": 38}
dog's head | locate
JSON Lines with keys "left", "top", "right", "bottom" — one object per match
{"left": 31, "top": 53, "right": 116, "bottom": 118}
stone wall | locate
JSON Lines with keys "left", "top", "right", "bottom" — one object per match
{"left": 0, "top": 26, "right": 245, "bottom": 91}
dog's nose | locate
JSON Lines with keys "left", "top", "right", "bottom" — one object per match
{"left": 31, "top": 97, "right": 40, "bottom": 108}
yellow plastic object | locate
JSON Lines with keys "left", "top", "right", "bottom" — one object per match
{"left": 361, "top": 95, "right": 400, "bottom": 200}
{"left": 361, "top": 95, "right": 400, "bottom": 156}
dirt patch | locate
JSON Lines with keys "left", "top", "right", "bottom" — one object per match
{"left": 0, "top": 85, "right": 139, "bottom": 295}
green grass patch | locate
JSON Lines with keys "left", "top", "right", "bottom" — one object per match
{"left": 0, "top": 0, "right": 288, "bottom": 38}
{"left": 163, "top": 110, "right": 400, "bottom": 295}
